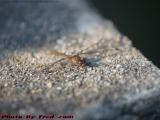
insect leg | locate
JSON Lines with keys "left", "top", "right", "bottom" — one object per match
{"left": 50, "top": 58, "right": 66, "bottom": 66}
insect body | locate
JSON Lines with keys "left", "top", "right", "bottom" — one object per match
{"left": 49, "top": 39, "right": 104, "bottom": 69}
{"left": 50, "top": 51, "right": 87, "bottom": 68}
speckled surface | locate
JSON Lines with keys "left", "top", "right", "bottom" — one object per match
{"left": 0, "top": 1, "right": 160, "bottom": 120}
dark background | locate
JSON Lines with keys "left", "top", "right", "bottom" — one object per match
{"left": 91, "top": 0, "right": 160, "bottom": 68}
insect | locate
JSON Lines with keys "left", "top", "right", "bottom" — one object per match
{"left": 49, "top": 51, "right": 86, "bottom": 68}
{"left": 49, "top": 39, "right": 104, "bottom": 69}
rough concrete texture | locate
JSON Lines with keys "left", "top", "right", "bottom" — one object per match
{"left": 0, "top": 1, "right": 160, "bottom": 120}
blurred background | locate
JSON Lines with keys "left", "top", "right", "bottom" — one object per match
{"left": 91, "top": 0, "right": 160, "bottom": 68}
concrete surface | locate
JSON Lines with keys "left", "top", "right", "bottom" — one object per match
{"left": 0, "top": 1, "right": 160, "bottom": 120}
